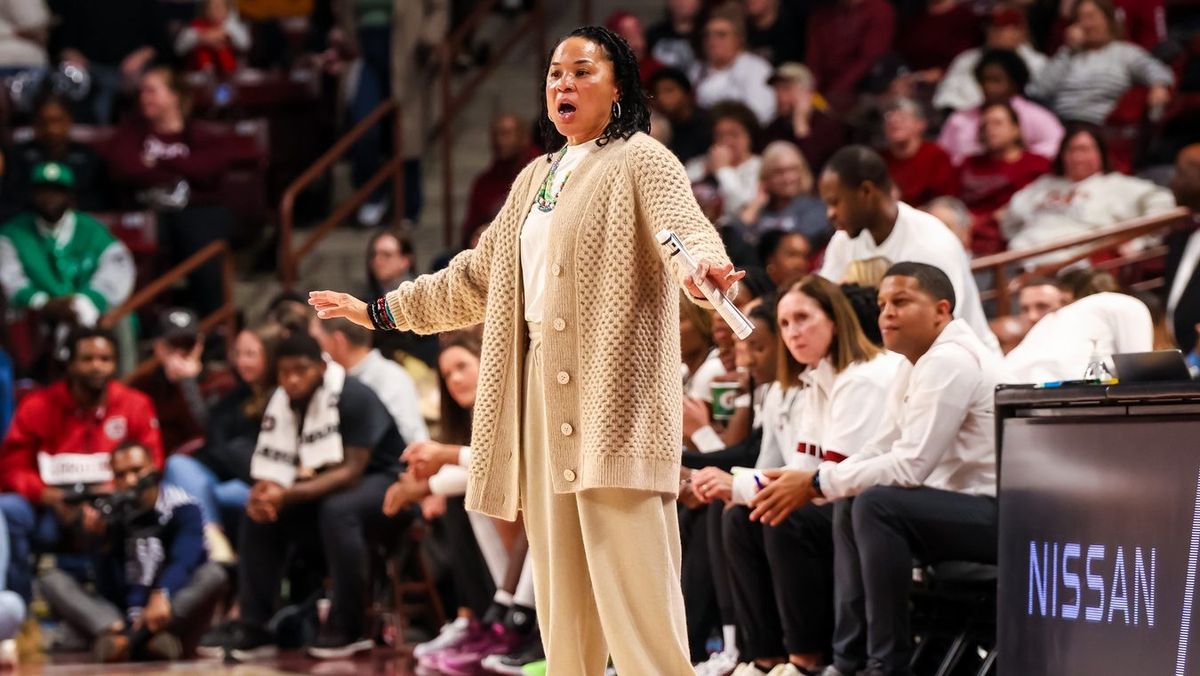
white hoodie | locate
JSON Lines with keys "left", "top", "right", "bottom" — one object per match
{"left": 818, "top": 319, "right": 1006, "bottom": 500}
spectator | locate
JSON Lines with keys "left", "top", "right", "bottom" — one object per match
{"left": 105, "top": 66, "right": 234, "bottom": 317}
{"left": 131, "top": 308, "right": 210, "bottom": 456}
{"left": 606, "top": 11, "right": 663, "bottom": 85}
{"left": 804, "top": 0, "right": 896, "bottom": 100}
{"left": 881, "top": 98, "right": 959, "bottom": 205}
{"left": 38, "top": 442, "right": 228, "bottom": 662}
{"left": 309, "top": 316, "right": 429, "bottom": 446}
{"left": 649, "top": 67, "right": 712, "bottom": 164}
{"left": 1005, "top": 286, "right": 1153, "bottom": 382}
{"left": 0, "top": 294, "right": 11, "bottom": 442}
{"left": 0, "top": 0, "right": 48, "bottom": 76}
{"left": 818, "top": 145, "right": 998, "bottom": 350}
{"left": 327, "top": 0, "right": 444, "bottom": 227}
{"left": 203, "top": 333, "right": 411, "bottom": 660}
{"left": 681, "top": 294, "right": 725, "bottom": 406}
{"left": 174, "top": 0, "right": 251, "bottom": 76}
{"left": 760, "top": 262, "right": 1005, "bottom": 676}
{"left": 690, "top": 6, "right": 776, "bottom": 124}
{"left": 1030, "top": 0, "right": 1173, "bottom": 125}
{"left": 162, "top": 322, "right": 284, "bottom": 564}
{"left": 938, "top": 48, "right": 1064, "bottom": 166}
{"left": 461, "top": 114, "right": 535, "bottom": 248}
{"left": 738, "top": 141, "right": 830, "bottom": 247}
{"left": 924, "top": 196, "right": 973, "bottom": 251}
{"left": 2, "top": 91, "right": 112, "bottom": 218}
{"left": 895, "top": 0, "right": 981, "bottom": 75}
{"left": 647, "top": 0, "right": 704, "bottom": 74}
{"left": 957, "top": 102, "right": 1053, "bottom": 254}
{"left": 1001, "top": 125, "right": 1176, "bottom": 256}
{"left": 934, "top": 8, "right": 1049, "bottom": 113}
{"left": 1167, "top": 145, "right": 1200, "bottom": 355}
{"left": 744, "top": 0, "right": 807, "bottom": 66}
{"left": 52, "top": 0, "right": 166, "bottom": 124}
{"left": 0, "top": 327, "right": 163, "bottom": 601}
{"left": 757, "top": 229, "right": 811, "bottom": 290}
{"left": 366, "top": 228, "right": 439, "bottom": 368}
{"left": 1018, "top": 277, "right": 1068, "bottom": 327}
{"left": 687, "top": 101, "right": 763, "bottom": 221}
{"left": 762, "top": 62, "right": 848, "bottom": 175}
{"left": 722, "top": 276, "right": 901, "bottom": 675}
{"left": 0, "top": 513, "right": 25, "bottom": 668}
{"left": 1045, "top": 0, "right": 1167, "bottom": 54}
{"left": 0, "top": 162, "right": 135, "bottom": 334}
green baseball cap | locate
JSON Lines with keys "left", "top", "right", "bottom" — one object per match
{"left": 31, "top": 162, "right": 76, "bottom": 190}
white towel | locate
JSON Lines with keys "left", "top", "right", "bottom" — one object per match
{"left": 250, "top": 362, "right": 346, "bottom": 487}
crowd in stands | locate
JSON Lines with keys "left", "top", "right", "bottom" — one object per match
{"left": 2, "top": 0, "right": 1200, "bottom": 674}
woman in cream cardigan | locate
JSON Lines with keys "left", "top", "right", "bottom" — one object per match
{"left": 310, "top": 25, "right": 742, "bottom": 675}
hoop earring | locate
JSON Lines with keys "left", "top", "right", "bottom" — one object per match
{"left": 613, "top": 101, "right": 622, "bottom": 119}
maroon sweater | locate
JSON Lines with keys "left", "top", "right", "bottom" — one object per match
{"left": 806, "top": 0, "right": 896, "bottom": 94}
{"left": 959, "top": 151, "right": 1052, "bottom": 255}
{"left": 884, "top": 141, "right": 959, "bottom": 206}
{"left": 104, "top": 119, "right": 232, "bottom": 206}
{"left": 895, "top": 4, "right": 982, "bottom": 72}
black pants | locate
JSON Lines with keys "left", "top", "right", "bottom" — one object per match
{"left": 439, "top": 496, "right": 496, "bottom": 616}
{"left": 724, "top": 503, "right": 835, "bottom": 660}
{"left": 680, "top": 503, "right": 720, "bottom": 662}
{"left": 157, "top": 205, "right": 234, "bottom": 318}
{"left": 832, "top": 487, "right": 997, "bottom": 676}
{"left": 238, "top": 473, "right": 402, "bottom": 639}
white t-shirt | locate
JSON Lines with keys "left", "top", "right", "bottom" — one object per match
{"left": 1004, "top": 292, "right": 1153, "bottom": 384}
{"left": 347, "top": 349, "right": 430, "bottom": 445}
{"left": 521, "top": 142, "right": 592, "bottom": 322}
{"left": 819, "top": 319, "right": 1005, "bottom": 500}
{"left": 819, "top": 201, "right": 999, "bottom": 351}
{"left": 683, "top": 348, "right": 725, "bottom": 403}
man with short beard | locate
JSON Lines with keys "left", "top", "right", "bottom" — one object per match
{"left": 0, "top": 328, "right": 163, "bottom": 602}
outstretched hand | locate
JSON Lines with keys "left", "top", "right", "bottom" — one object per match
{"left": 684, "top": 260, "right": 745, "bottom": 301}
{"left": 308, "top": 291, "right": 372, "bottom": 329}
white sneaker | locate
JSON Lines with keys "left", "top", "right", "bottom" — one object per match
{"left": 357, "top": 198, "right": 389, "bottom": 228}
{"left": 696, "top": 650, "right": 741, "bottom": 676}
{"left": 413, "top": 617, "right": 471, "bottom": 658}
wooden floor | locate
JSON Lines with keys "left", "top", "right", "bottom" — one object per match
{"left": 13, "top": 647, "right": 417, "bottom": 675}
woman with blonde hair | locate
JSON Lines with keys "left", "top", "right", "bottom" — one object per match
{"left": 739, "top": 141, "right": 830, "bottom": 246}
{"left": 842, "top": 256, "right": 892, "bottom": 288}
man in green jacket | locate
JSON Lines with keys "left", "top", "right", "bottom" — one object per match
{"left": 0, "top": 162, "right": 134, "bottom": 329}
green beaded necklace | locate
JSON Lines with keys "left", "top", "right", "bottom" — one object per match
{"left": 534, "top": 145, "right": 573, "bottom": 213}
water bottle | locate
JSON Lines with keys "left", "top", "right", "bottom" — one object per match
{"left": 1083, "top": 339, "right": 1115, "bottom": 384}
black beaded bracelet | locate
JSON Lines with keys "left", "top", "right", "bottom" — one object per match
{"left": 369, "top": 296, "right": 397, "bottom": 331}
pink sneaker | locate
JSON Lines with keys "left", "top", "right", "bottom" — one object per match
{"left": 416, "top": 621, "right": 483, "bottom": 670}
{"left": 432, "top": 623, "right": 520, "bottom": 676}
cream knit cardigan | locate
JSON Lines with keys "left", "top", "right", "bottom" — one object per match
{"left": 386, "top": 132, "right": 733, "bottom": 520}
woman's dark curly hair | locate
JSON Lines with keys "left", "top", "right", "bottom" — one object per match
{"left": 538, "top": 25, "right": 651, "bottom": 156}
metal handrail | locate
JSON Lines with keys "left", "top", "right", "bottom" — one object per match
{"left": 971, "top": 207, "right": 1193, "bottom": 315}
{"left": 100, "top": 240, "right": 237, "bottom": 383}
{"left": 278, "top": 100, "right": 404, "bottom": 288}
{"left": 438, "top": 0, "right": 547, "bottom": 247}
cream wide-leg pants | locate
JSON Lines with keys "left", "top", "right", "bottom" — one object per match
{"left": 520, "top": 322, "right": 695, "bottom": 675}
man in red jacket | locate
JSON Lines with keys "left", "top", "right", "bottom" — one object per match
{"left": 0, "top": 327, "right": 162, "bottom": 601}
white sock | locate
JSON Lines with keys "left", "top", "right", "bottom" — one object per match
{"left": 493, "top": 589, "right": 514, "bottom": 607}
{"left": 468, "top": 511, "right": 510, "bottom": 588}
{"left": 722, "top": 625, "right": 737, "bottom": 655}
{"left": 514, "top": 551, "right": 536, "bottom": 608}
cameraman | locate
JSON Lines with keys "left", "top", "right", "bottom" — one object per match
{"left": 39, "top": 441, "right": 227, "bottom": 662}
{"left": 0, "top": 327, "right": 162, "bottom": 602}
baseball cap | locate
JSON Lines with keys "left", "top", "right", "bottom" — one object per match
{"left": 767, "top": 62, "right": 815, "bottom": 89}
{"left": 159, "top": 307, "right": 200, "bottom": 341}
{"left": 31, "top": 162, "right": 76, "bottom": 190}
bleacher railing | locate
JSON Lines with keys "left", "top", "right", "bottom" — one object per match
{"left": 100, "top": 240, "right": 237, "bottom": 383}
{"left": 972, "top": 207, "right": 1193, "bottom": 316}
{"left": 278, "top": 100, "right": 405, "bottom": 289}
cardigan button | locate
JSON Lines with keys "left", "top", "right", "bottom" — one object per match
{"left": 560, "top": 423, "right": 574, "bottom": 436}
{"left": 553, "top": 318, "right": 566, "bottom": 332}
{"left": 552, "top": 263, "right": 563, "bottom": 276}
{"left": 563, "top": 469, "right": 577, "bottom": 482}
{"left": 557, "top": 371, "right": 570, "bottom": 385}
